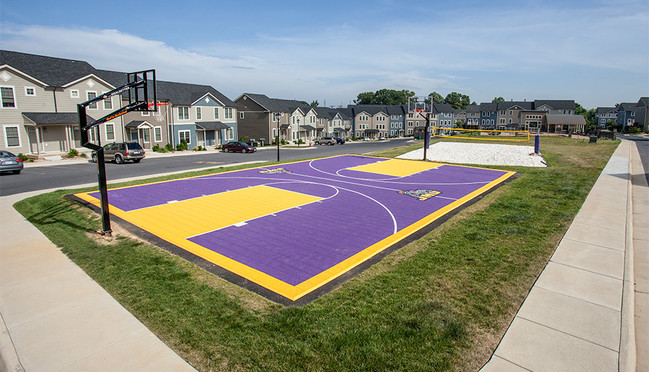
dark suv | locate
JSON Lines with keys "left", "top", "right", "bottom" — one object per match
{"left": 92, "top": 142, "right": 145, "bottom": 164}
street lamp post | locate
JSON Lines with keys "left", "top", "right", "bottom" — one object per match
{"left": 274, "top": 112, "right": 282, "bottom": 162}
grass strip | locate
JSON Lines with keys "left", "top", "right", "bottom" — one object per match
{"left": 14, "top": 136, "right": 619, "bottom": 371}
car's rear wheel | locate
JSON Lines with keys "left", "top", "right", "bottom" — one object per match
{"left": 223, "top": 148, "right": 229, "bottom": 153}
{"left": 115, "top": 154, "right": 123, "bottom": 164}
{"left": 133, "top": 159, "right": 141, "bottom": 163}
{"left": 13, "top": 170, "right": 21, "bottom": 174}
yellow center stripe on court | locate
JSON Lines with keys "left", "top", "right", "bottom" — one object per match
{"left": 347, "top": 159, "right": 443, "bottom": 177}
{"left": 123, "top": 185, "right": 322, "bottom": 239}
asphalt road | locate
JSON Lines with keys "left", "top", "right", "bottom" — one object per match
{"left": 0, "top": 139, "right": 413, "bottom": 197}
{"left": 620, "top": 134, "right": 649, "bottom": 184}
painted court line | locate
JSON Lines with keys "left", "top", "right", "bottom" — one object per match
{"left": 73, "top": 154, "right": 514, "bottom": 303}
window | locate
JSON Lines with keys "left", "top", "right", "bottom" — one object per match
{"left": 196, "top": 107, "right": 202, "bottom": 120}
{"left": 214, "top": 107, "right": 219, "bottom": 119}
{"left": 140, "top": 128, "right": 150, "bottom": 143}
{"left": 70, "top": 89, "right": 80, "bottom": 98}
{"left": 87, "top": 91, "right": 97, "bottom": 109}
{"left": 225, "top": 107, "right": 233, "bottom": 119}
{"left": 25, "top": 87, "right": 36, "bottom": 96}
{"left": 105, "top": 123, "right": 115, "bottom": 141}
{"left": 154, "top": 127, "right": 162, "bottom": 142}
{"left": 1, "top": 87, "right": 16, "bottom": 108}
{"left": 103, "top": 94, "right": 112, "bottom": 110}
{"left": 4, "top": 125, "right": 20, "bottom": 147}
{"left": 240, "top": 111, "right": 244, "bottom": 119}
{"left": 227, "top": 128, "right": 234, "bottom": 140}
{"left": 179, "top": 130, "right": 191, "bottom": 144}
{"left": 509, "top": 110, "right": 513, "bottom": 116}
{"left": 178, "top": 106, "right": 189, "bottom": 120}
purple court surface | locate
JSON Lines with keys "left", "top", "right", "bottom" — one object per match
{"left": 75, "top": 155, "right": 514, "bottom": 303}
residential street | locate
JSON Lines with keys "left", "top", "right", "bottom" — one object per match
{"left": 0, "top": 139, "right": 411, "bottom": 196}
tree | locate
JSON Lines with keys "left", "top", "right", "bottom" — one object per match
{"left": 428, "top": 92, "right": 444, "bottom": 104}
{"left": 355, "top": 92, "right": 376, "bottom": 104}
{"left": 492, "top": 97, "right": 505, "bottom": 103}
{"left": 444, "top": 92, "right": 472, "bottom": 109}
{"left": 310, "top": 100, "right": 319, "bottom": 107}
{"left": 354, "top": 89, "right": 416, "bottom": 105}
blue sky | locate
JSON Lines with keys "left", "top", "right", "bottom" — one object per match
{"left": 1, "top": 0, "right": 648, "bottom": 109}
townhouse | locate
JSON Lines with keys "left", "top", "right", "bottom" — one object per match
{"left": 595, "top": 107, "right": 618, "bottom": 128}
{"left": 349, "top": 105, "right": 391, "bottom": 140}
{"left": 386, "top": 105, "right": 405, "bottom": 137}
{"left": 313, "top": 106, "right": 352, "bottom": 138}
{"left": 0, "top": 50, "right": 237, "bottom": 155}
{"left": 464, "top": 105, "right": 480, "bottom": 128}
{"left": 1, "top": 50, "right": 125, "bottom": 155}
{"left": 479, "top": 103, "right": 498, "bottom": 129}
{"left": 435, "top": 103, "right": 454, "bottom": 128}
{"left": 235, "top": 93, "right": 315, "bottom": 144}
{"left": 495, "top": 101, "right": 533, "bottom": 130}
{"left": 616, "top": 102, "right": 638, "bottom": 131}
{"left": 595, "top": 98, "right": 649, "bottom": 132}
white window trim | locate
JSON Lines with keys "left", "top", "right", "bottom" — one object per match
{"left": 103, "top": 93, "right": 113, "bottom": 110}
{"left": 154, "top": 126, "right": 163, "bottom": 142}
{"left": 70, "top": 89, "right": 80, "bottom": 98}
{"left": 87, "top": 91, "right": 98, "bottom": 110}
{"left": 178, "top": 106, "right": 190, "bottom": 121}
{"left": 105, "top": 123, "right": 115, "bottom": 141}
{"left": 3, "top": 125, "right": 21, "bottom": 147}
{"left": 178, "top": 129, "right": 191, "bottom": 144}
{"left": 214, "top": 107, "right": 219, "bottom": 119}
{"left": 1, "top": 86, "right": 17, "bottom": 109}
{"left": 196, "top": 107, "right": 202, "bottom": 120}
{"left": 25, "top": 87, "right": 36, "bottom": 97}
{"left": 240, "top": 111, "right": 245, "bottom": 119}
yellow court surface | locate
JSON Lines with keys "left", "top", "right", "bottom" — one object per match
{"left": 112, "top": 185, "right": 323, "bottom": 241}
{"left": 347, "top": 158, "right": 443, "bottom": 177}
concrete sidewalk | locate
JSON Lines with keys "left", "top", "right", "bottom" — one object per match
{"left": 481, "top": 139, "right": 648, "bottom": 371}
{"left": 0, "top": 188, "right": 196, "bottom": 371}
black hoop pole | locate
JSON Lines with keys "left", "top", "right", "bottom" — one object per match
{"left": 77, "top": 69, "right": 156, "bottom": 236}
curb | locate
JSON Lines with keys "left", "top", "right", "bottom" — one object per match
{"left": 619, "top": 141, "right": 636, "bottom": 372}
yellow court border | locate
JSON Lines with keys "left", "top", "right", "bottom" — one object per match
{"left": 74, "top": 155, "right": 515, "bottom": 301}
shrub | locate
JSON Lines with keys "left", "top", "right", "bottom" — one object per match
{"left": 67, "top": 149, "right": 79, "bottom": 158}
{"left": 176, "top": 140, "right": 188, "bottom": 151}
{"left": 17, "top": 153, "right": 29, "bottom": 161}
{"left": 281, "top": 139, "right": 286, "bottom": 145}
{"left": 165, "top": 143, "right": 174, "bottom": 152}
{"left": 239, "top": 136, "right": 249, "bottom": 143}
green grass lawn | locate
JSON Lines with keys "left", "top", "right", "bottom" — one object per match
{"left": 14, "top": 136, "right": 619, "bottom": 371}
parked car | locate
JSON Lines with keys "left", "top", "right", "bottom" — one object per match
{"left": 334, "top": 137, "right": 345, "bottom": 144}
{"left": 92, "top": 142, "right": 145, "bottom": 164}
{"left": 222, "top": 141, "right": 257, "bottom": 153}
{"left": 0, "top": 150, "right": 24, "bottom": 174}
{"left": 379, "top": 135, "right": 386, "bottom": 141}
{"left": 315, "top": 137, "right": 336, "bottom": 145}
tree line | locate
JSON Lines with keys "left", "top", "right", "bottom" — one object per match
{"left": 354, "top": 89, "right": 476, "bottom": 109}
{"left": 354, "top": 89, "right": 598, "bottom": 126}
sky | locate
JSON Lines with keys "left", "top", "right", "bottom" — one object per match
{"left": 1, "top": 0, "right": 648, "bottom": 109}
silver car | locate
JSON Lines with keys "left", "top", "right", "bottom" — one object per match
{"left": 92, "top": 142, "right": 145, "bottom": 164}
{"left": 0, "top": 150, "right": 24, "bottom": 174}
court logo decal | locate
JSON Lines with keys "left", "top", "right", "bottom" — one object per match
{"left": 259, "top": 167, "right": 292, "bottom": 174}
{"left": 398, "top": 189, "right": 441, "bottom": 201}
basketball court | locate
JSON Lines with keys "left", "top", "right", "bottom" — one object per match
{"left": 73, "top": 155, "right": 515, "bottom": 304}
